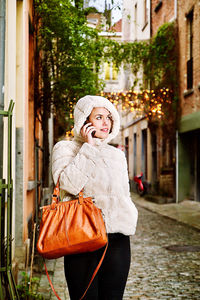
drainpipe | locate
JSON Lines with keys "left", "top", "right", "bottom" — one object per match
{"left": 174, "top": 0, "right": 178, "bottom": 203}
{"left": 149, "top": 0, "right": 152, "bottom": 91}
{"left": 150, "top": 0, "right": 152, "bottom": 38}
{"left": 0, "top": 0, "right": 6, "bottom": 178}
{"left": 176, "top": 130, "right": 178, "bottom": 203}
{"left": 174, "top": 0, "right": 177, "bottom": 20}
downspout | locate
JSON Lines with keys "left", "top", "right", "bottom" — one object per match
{"left": 150, "top": 0, "right": 152, "bottom": 38}
{"left": 0, "top": 0, "right": 6, "bottom": 178}
{"left": 175, "top": 0, "right": 178, "bottom": 203}
{"left": 149, "top": 0, "right": 152, "bottom": 90}
{"left": 176, "top": 130, "right": 179, "bottom": 203}
{"left": 174, "top": 0, "right": 177, "bottom": 20}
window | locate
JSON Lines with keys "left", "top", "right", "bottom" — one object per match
{"left": 125, "top": 137, "right": 129, "bottom": 172}
{"left": 133, "top": 133, "right": 137, "bottom": 176}
{"left": 104, "top": 62, "right": 118, "bottom": 81}
{"left": 141, "top": 129, "right": 147, "bottom": 179}
{"left": 186, "top": 10, "right": 193, "bottom": 90}
{"left": 154, "top": 0, "right": 163, "bottom": 13}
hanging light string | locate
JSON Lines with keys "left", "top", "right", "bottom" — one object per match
{"left": 100, "top": 88, "right": 173, "bottom": 121}
{"left": 66, "top": 88, "right": 173, "bottom": 137}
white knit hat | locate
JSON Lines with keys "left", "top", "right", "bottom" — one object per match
{"left": 73, "top": 95, "right": 120, "bottom": 144}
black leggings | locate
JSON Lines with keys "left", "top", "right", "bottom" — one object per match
{"left": 64, "top": 233, "right": 131, "bottom": 300}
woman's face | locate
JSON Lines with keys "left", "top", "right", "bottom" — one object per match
{"left": 88, "top": 107, "right": 112, "bottom": 139}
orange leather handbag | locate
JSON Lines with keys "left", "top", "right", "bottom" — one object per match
{"left": 37, "top": 181, "right": 108, "bottom": 300}
{"left": 37, "top": 181, "right": 107, "bottom": 259}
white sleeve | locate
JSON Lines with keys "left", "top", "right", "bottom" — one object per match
{"left": 52, "top": 141, "right": 99, "bottom": 195}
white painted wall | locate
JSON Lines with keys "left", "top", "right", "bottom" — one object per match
{"left": 122, "top": 0, "right": 150, "bottom": 42}
{"left": 119, "top": 0, "right": 152, "bottom": 182}
{"left": 4, "top": 0, "right": 30, "bottom": 258}
{"left": 4, "top": 0, "right": 17, "bottom": 259}
{"left": 121, "top": 0, "right": 151, "bottom": 90}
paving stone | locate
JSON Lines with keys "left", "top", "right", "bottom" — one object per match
{"left": 125, "top": 203, "right": 200, "bottom": 300}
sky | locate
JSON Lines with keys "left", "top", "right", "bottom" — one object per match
{"left": 86, "top": 0, "right": 122, "bottom": 24}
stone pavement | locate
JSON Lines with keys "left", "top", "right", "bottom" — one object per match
{"left": 132, "top": 193, "right": 200, "bottom": 231}
{"left": 36, "top": 193, "right": 200, "bottom": 299}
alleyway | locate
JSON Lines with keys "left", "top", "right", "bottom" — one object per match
{"left": 37, "top": 201, "right": 200, "bottom": 300}
{"left": 125, "top": 206, "right": 200, "bottom": 299}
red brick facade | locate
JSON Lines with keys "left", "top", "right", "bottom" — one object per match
{"left": 150, "top": 0, "right": 176, "bottom": 198}
{"left": 151, "top": 0, "right": 175, "bottom": 36}
{"left": 178, "top": 0, "right": 200, "bottom": 116}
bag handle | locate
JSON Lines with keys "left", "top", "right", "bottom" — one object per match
{"left": 52, "top": 179, "right": 60, "bottom": 204}
{"left": 44, "top": 243, "right": 108, "bottom": 300}
{"left": 52, "top": 177, "right": 84, "bottom": 205}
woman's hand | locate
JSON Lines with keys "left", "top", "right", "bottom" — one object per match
{"left": 80, "top": 123, "right": 96, "bottom": 146}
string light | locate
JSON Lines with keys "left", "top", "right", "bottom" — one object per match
{"left": 66, "top": 129, "right": 74, "bottom": 139}
{"left": 66, "top": 88, "right": 174, "bottom": 139}
{"left": 100, "top": 88, "right": 174, "bottom": 122}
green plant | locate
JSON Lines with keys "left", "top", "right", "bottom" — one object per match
{"left": 33, "top": 0, "right": 107, "bottom": 185}
{"left": 105, "top": 21, "right": 178, "bottom": 92}
{"left": 17, "top": 271, "right": 44, "bottom": 300}
{"left": 104, "top": 22, "right": 179, "bottom": 140}
{"left": 33, "top": 1, "right": 179, "bottom": 187}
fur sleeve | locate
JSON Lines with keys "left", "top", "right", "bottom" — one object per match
{"left": 52, "top": 141, "right": 99, "bottom": 195}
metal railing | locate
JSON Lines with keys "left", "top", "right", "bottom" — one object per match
{"left": 0, "top": 100, "right": 19, "bottom": 299}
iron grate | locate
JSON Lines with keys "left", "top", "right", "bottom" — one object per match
{"left": 165, "top": 245, "right": 200, "bottom": 252}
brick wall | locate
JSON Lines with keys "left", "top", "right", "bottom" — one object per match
{"left": 178, "top": 0, "right": 200, "bottom": 116}
{"left": 151, "top": 0, "right": 175, "bottom": 37}
{"left": 150, "top": 1, "right": 176, "bottom": 198}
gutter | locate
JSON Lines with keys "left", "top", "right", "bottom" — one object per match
{"left": 0, "top": 0, "right": 6, "bottom": 178}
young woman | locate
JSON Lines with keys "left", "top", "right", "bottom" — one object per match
{"left": 52, "top": 95, "right": 138, "bottom": 300}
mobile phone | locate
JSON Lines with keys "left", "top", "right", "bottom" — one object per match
{"left": 84, "top": 119, "right": 96, "bottom": 137}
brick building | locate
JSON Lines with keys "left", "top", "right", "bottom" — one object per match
{"left": 151, "top": 0, "right": 175, "bottom": 36}
{"left": 150, "top": 0, "right": 177, "bottom": 198}
{"left": 120, "top": 0, "right": 177, "bottom": 198}
{"left": 177, "top": 0, "right": 200, "bottom": 202}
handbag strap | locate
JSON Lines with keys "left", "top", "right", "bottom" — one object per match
{"left": 44, "top": 243, "right": 108, "bottom": 300}
{"left": 43, "top": 261, "right": 62, "bottom": 300}
{"left": 80, "top": 242, "right": 108, "bottom": 300}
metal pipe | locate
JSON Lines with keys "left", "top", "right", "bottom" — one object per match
{"left": 174, "top": 0, "right": 177, "bottom": 20}
{"left": 0, "top": 0, "right": 6, "bottom": 178}
{"left": 176, "top": 130, "right": 178, "bottom": 203}
{"left": 150, "top": 0, "right": 152, "bottom": 38}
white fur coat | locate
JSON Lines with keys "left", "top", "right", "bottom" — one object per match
{"left": 52, "top": 95, "right": 138, "bottom": 235}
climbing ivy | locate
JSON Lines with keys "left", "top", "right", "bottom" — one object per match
{"left": 34, "top": 0, "right": 178, "bottom": 133}
{"left": 103, "top": 21, "right": 179, "bottom": 139}
{"left": 104, "top": 21, "right": 178, "bottom": 92}
{"left": 32, "top": 0, "right": 178, "bottom": 188}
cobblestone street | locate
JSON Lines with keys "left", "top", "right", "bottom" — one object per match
{"left": 38, "top": 201, "right": 200, "bottom": 300}
{"left": 124, "top": 205, "right": 200, "bottom": 299}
